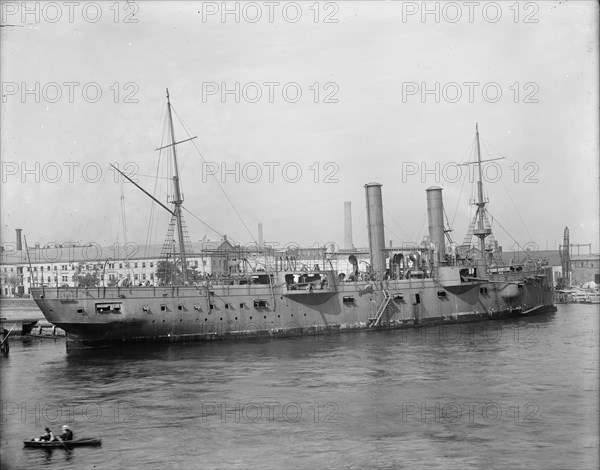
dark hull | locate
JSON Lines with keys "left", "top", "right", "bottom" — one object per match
{"left": 30, "top": 267, "right": 556, "bottom": 351}
{"left": 24, "top": 438, "right": 102, "bottom": 448}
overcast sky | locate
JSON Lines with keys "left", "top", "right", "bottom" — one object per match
{"left": 1, "top": 1, "right": 598, "bottom": 257}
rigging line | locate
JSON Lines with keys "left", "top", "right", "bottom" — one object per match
{"left": 115, "top": 185, "right": 121, "bottom": 258}
{"left": 181, "top": 206, "right": 224, "bottom": 239}
{"left": 145, "top": 108, "right": 169, "bottom": 257}
{"left": 135, "top": 173, "right": 173, "bottom": 180}
{"left": 382, "top": 226, "right": 404, "bottom": 246}
{"left": 457, "top": 134, "right": 478, "bottom": 165}
{"left": 416, "top": 215, "right": 428, "bottom": 244}
{"left": 170, "top": 106, "right": 258, "bottom": 244}
{"left": 153, "top": 98, "right": 169, "bottom": 152}
{"left": 410, "top": 214, "right": 427, "bottom": 243}
{"left": 383, "top": 207, "right": 411, "bottom": 240}
{"left": 442, "top": 207, "right": 455, "bottom": 244}
{"left": 353, "top": 206, "right": 367, "bottom": 243}
{"left": 480, "top": 136, "right": 507, "bottom": 160}
{"left": 486, "top": 210, "right": 527, "bottom": 252}
{"left": 497, "top": 177, "right": 535, "bottom": 242}
{"left": 120, "top": 178, "right": 128, "bottom": 245}
{"left": 451, "top": 139, "right": 476, "bottom": 228}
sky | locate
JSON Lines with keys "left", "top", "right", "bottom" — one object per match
{"left": 1, "top": 1, "right": 598, "bottom": 257}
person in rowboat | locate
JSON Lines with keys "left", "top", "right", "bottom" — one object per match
{"left": 59, "top": 425, "right": 74, "bottom": 441}
{"left": 39, "top": 427, "right": 55, "bottom": 441}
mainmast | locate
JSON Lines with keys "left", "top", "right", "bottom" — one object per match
{"left": 166, "top": 89, "right": 188, "bottom": 283}
{"left": 473, "top": 123, "right": 491, "bottom": 272}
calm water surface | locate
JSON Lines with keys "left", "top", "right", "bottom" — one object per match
{"left": 1, "top": 304, "right": 598, "bottom": 469}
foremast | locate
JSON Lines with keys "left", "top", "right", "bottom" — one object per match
{"left": 473, "top": 123, "right": 492, "bottom": 273}
{"left": 166, "top": 89, "right": 188, "bottom": 284}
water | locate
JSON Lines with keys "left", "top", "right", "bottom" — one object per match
{"left": 1, "top": 304, "right": 598, "bottom": 469}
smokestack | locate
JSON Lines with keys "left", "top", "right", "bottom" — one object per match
{"left": 258, "top": 223, "right": 263, "bottom": 247}
{"left": 365, "top": 183, "right": 386, "bottom": 279}
{"left": 344, "top": 202, "right": 353, "bottom": 249}
{"left": 426, "top": 186, "right": 446, "bottom": 265}
{"left": 15, "top": 228, "right": 22, "bottom": 251}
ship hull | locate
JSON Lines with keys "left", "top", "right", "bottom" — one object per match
{"left": 30, "top": 267, "right": 556, "bottom": 351}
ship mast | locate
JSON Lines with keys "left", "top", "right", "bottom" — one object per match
{"left": 166, "top": 89, "right": 188, "bottom": 283}
{"left": 473, "top": 123, "right": 491, "bottom": 272}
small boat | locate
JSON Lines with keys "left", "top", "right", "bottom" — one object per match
{"left": 23, "top": 438, "right": 102, "bottom": 448}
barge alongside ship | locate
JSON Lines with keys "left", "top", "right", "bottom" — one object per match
{"left": 30, "top": 92, "right": 556, "bottom": 351}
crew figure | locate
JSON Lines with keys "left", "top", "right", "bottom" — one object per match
{"left": 39, "top": 427, "right": 55, "bottom": 441}
{"left": 59, "top": 425, "right": 74, "bottom": 441}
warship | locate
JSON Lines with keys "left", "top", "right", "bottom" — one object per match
{"left": 30, "top": 91, "right": 556, "bottom": 351}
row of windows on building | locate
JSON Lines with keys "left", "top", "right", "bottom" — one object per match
{"left": 107, "top": 261, "right": 155, "bottom": 269}
{"left": 3, "top": 262, "right": 156, "bottom": 273}
{"left": 3, "top": 265, "right": 102, "bottom": 273}
{"left": 2, "top": 259, "right": 208, "bottom": 273}
{"left": 27, "top": 273, "right": 157, "bottom": 283}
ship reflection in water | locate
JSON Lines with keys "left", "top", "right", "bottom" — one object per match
{"left": 1, "top": 304, "right": 597, "bottom": 469}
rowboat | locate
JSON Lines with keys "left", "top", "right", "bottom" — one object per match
{"left": 23, "top": 438, "right": 102, "bottom": 448}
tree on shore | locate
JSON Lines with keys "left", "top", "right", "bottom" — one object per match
{"left": 156, "top": 260, "right": 201, "bottom": 286}
{"left": 72, "top": 263, "right": 101, "bottom": 287}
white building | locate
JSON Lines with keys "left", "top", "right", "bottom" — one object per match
{"left": 0, "top": 242, "right": 214, "bottom": 297}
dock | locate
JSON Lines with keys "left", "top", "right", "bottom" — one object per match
{"left": 0, "top": 317, "right": 65, "bottom": 338}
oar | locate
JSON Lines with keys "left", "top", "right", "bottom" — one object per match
{"left": 0, "top": 325, "right": 16, "bottom": 347}
{"left": 57, "top": 438, "right": 72, "bottom": 452}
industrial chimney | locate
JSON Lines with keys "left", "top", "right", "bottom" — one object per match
{"left": 15, "top": 228, "right": 22, "bottom": 251}
{"left": 365, "top": 183, "right": 386, "bottom": 279}
{"left": 426, "top": 187, "right": 446, "bottom": 265}
{"left": 343, "top": 202, "right": 353, "bottom": 250}
{"left": 562, "top": 226, "right": 570, "bottom": 287}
